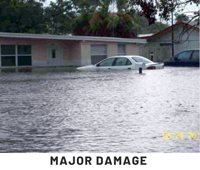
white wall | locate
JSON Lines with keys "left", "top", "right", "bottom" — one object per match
{"left": 140, "top": 25, "right": 199, "bottom": 61}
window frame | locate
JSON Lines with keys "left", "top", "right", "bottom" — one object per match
{"left": 51, "top": 49, "right": 56, "bottom": 59}
{"left": 0, "top": 45, "right": 32, "bottom": 67}
{"left": 118, "top": 44, "right": 126, "bottom": 55}
{"left": 0, "top": 45, "right": 16, "bottom": 67}
{"left": 17, "top": 45, "right": 32, "bottom": 66}
{"left": 91, "top": 44, "right": 107, "bottom": 65}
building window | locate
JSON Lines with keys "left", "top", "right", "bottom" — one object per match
{"left": 118, "top": 44, "right": 126, "bottom": 55}
{"left": 17, "top": 45, "right": 32, "bottom": 66}
{"left": 51, "top": 49, "right": 56, "bottom": 58}
{"left": 1, "top": 45, "right": 16, "bottom": 66}
{"left": 0, "top": 45, "right": 32, "bottom": 67}
{"left": 91, "top": 45, "right": 107, "bottom": 64}
{"left": 18, "top": 45, "right": 31, "bottom": 54}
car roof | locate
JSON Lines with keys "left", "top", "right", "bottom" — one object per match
{"left": 178, "top": 49, "right": 199, "bottom": 52}
{"left": 107, "top": 55, "right": 144, "bottom": 58}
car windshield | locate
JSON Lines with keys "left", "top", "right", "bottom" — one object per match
{"left": 132, "top": 56, "right": 152, "bottom": 64}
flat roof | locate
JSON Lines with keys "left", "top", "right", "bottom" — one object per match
{"left": 0, "top": 32, "right": 147, "bottom": 44}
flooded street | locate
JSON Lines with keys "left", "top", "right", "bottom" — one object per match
{"left": 0, "top": 67, "right": 199, "bottom": 152}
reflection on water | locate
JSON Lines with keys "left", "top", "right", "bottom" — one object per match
{"left": 0, "top": 67, "right": 199, "bottom": 152}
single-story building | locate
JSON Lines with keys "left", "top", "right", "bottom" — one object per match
{"left": 0, "top": 32, "right": 146, "bottom": 68}
{"left": 139, "top": 21, "right": 199, "bottom": 62}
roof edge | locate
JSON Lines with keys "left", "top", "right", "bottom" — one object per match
{"left": 0, "top": 32, "right": 147, "bottom": 44}
{"left": 148, "top": 21, "right": 199, "bottom": 40}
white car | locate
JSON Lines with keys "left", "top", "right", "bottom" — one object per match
{"left": 77, "top": 55, "right": 164, "bottom": 71}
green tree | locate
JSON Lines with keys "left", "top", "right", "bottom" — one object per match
{"left": 0, "top": 0, "right": 46, "bottom": 33}
{"left": 116, "top": 0, "right": 199, "bottom": 24}
{"left": 71, "top": 0, "right": 99, "bottom": 13}
{"left": 45, "top": 0, "right": 75, "bottom": 34}
{"left": 116, "top": 0, "right": 129, "bottom": 12}
{"left": 146, "top": 22, "right": 168, "bottom": 33}
{"left": 72, "top": 11, "right": 136, "bottom": 38}
{"left": 128, "top": 13, "right": 168, "bottom": 34}
{"left": 72, "top": 13, "right": 92, "bottom": 35}
{"left": 175, "top": 14, "right": 189, "bottom": 22}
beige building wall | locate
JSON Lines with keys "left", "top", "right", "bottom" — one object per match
{"left": 126, "top": 44, "right": 140, "bottom": 55}
{"left": 0, "top": 38, "right": 48, "bottom": 67}
{"left": 80, "top": 42, "right": 119, "bottom": 65}
{"left": 0, "top": 37, "right": 145, "bottom": 67}
{"left": 62, "top": 41, "right": 81, "bottom": 66}
{"left": 80, "top": 42, "right": 91, "bottom": 66}
{"left": 0, "top": 38, "right": 83, "bottom": 67}
{"left": 34, "top": 40, "right": 55, "bottom": 66}
{"left": 68, "top": 42, "right": 81, "bottom": 66}
{"left": 141, "top": 26, "right": 200, "bottom": 62}
{"left": 107, "top": 43, "right": 118, "bottom": 57}
{"left": 80, "top": 42, "right": 142, "bottom": 66}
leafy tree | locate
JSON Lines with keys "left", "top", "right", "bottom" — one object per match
{"left": 45, "top": 0, "right": 75, "bottom": 34}
{"left": 0, "top": 0, "right": 198, "bottom": 37}
{"left": 72, "top": 13, "right": 92, "bottom": 35}
{"left": 116, "top": 0, "right": 130, "bottom": 12}
{"left": 98, "top": 0, "right": 199, "bottom": 25}
{"left": 0, "top": 0, "right": 46, "bottom": 33}
{"left": 175, "top": 14, "right": 189, "bottom": 22}
{"left": 146, "top": 22, "right": 168, "bottom": 33}
{"left": 129, "top": 13, "right": 168, "bottom": 34}
{"left": 158, "top": 0, "right": 199, "bottom": 20}
{"left": 72, "top": 12, "right": 136, "bottom": 38}
{"left": 70, "top": 0, "right": 99, "bottom": 13}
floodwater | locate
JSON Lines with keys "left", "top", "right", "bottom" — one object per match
{"left": 0, "top": 67, "right": 199, "bottom": 152}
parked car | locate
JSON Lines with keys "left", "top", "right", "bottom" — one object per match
{"left": 164, "top": 50, "right": 199, "bottom": 67}
{"left": 77, "top": 55, "right": 164, "bottom": 71}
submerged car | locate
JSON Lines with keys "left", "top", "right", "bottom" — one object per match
{"left": 164, "top": 50, "right": 199, "bottom": 67}
{"left": 77, "top": 55, "right": 164, "bottom": 71}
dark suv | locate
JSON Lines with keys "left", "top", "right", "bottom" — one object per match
{"left": 164, "top": 50, "right": 199, "bottom": 67}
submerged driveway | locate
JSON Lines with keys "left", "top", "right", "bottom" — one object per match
{"left": 0, "top": 67, "right": 199, "bottom": 152}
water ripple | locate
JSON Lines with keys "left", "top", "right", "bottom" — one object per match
{"left": 0, "top": 67, "right": 199, "bottom": 152}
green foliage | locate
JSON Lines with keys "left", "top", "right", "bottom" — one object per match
{"left": 0, "top": 0, "right": 46, "bottom": 33}
{"left": 70, "top": 0, "right": 99, "bottom": 13}
{"left": 146, "top": 22, "right": 168, "bottom": 33}
{"left": 0, "top": 0, "right": 197, "bottom": 37}
{"left": 116, "top": 0, "right": 129, "bottom": 12}
{"left": 72, "top": 13, "right": 92, "bottom": 35}
{"left": 175, "top": 14, "right": 189, "bottom": 22}
{"left": 45, "top": 0, "right": 75, "bottom": 34}
{"left": 72, "top": 12, "right": 136, "bottom": 38}
{"left": 157, "top": 0, "right": 199, "bottom": 20}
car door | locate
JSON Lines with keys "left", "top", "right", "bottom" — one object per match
{"left": 96, "top": 57, "right": 115, "bottom": 70}
{"left": 191, "top": 50, "right": 199, "bottom": 62}
{"left": 112, "top": 57, "right": 133, "bottom": 70}
{"left": 190, "top": 50, "right": 199, "bottom": 66}
{"left": 174, "top": 50, "right": 193, "bottom": 66}
{"left": 175, "top": 51, "right": 192, "bottom": 62}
